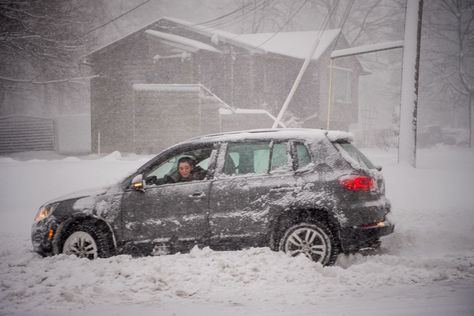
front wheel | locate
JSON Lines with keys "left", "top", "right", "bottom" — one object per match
{"left": 62, "top": 223, "right": 111, "bottom": 259}
{"left": 279, "top": 222, "right": 338, "bottom": 266}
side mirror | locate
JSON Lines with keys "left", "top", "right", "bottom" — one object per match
{"left": 131, "top": 174, "right": 145, "bottom": 192}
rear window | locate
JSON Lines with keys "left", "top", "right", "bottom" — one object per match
{"left": 334, "top": 142, "right": 375, "bottom": 170}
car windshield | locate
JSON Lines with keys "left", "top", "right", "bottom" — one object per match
{"left": 334, "top": 142, "right": 375, "bottom": 170}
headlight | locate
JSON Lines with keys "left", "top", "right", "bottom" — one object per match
{"left": 34, "top": 203, "right": 58, "bottom": 222}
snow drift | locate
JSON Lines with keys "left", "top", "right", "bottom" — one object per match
{"left": 0, "top": 147, "right": 473, "bottom": 315}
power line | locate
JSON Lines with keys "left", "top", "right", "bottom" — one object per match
{"left": 205, "top": 0, "right": 270, "bottom": 28}
{"left": 272, "top": 0, "right": 342, "bottom": 128}
{"left": 331, "top": 0, "right": 355, "bottom": 52}
{"left": 253, "top": 0, "right": 310, "bottom": 49}
{"left": 203, "top": 0, "right": 271, "bottom": 30}
{"left": 19, "top": 0, "right": 154, "bottom": 82}
{"left": 259, "top": 0, "right": 340, "bottom": 50}
{"left": 197, "top": 1, "right": 254, "bottom": 26}
{"left": 83, "top": 0, "right": 154, "bottom": 36}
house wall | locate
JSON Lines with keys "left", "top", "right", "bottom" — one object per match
{"left": 90, "top": 34, "right": 153, "bottom": 153}
{"left": 55, "top": 115, "right": 91, "bottom": 154}
{"left": 318, "top": 42, "right": 361, "bottom": 131}
{"left": 255, "top": 55, "right": 321, "bottom": 127}
{"left": 133, "top": 87, "right": 221, "bottom": 153}
{"left": 220, "top": 113, "right": 275, "bottom": 132}
{"left": 88, "top": 21, "right": 362, "bottom": 153}
{"left": 0, "top": 116, "right": 55, "bottom": 154}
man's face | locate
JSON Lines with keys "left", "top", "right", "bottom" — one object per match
{"left": 178, "top": 162, "right": 192, "bottom": 178}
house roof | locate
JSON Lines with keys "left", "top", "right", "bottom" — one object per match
{"left": 156, "top": 17, "right": 341, "bottom": 60}
{"left": 87, "top": 16, "right": 341, "bottom": 61}
{"left": 233, "top": 30, "right": 340, "bottom": 60}
{"left": 144, "top": 29, "right": 221, "bottom": 53}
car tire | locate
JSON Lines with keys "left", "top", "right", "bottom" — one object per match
{"left": 279, "top": 222, "right": 338, "bottom": 266}
{"left": 61, "top": 222, "right": 112, "bottom": 259}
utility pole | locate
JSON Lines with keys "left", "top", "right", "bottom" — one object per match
{"left": 398, "top": 0, "right": 423, "bottom": 167}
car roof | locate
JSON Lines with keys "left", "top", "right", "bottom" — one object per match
{"left": 135, "top": 128, "right": 354, "bottom": 176}
{"left": 185, "top": 128, "right": 353, "bottom": 144}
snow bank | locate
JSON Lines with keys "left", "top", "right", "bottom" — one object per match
{"left": 0, "top": 147, "right": 473, "bottom": 315}
{"left": 2, "top": 244, "right": 472, "bottom": 313}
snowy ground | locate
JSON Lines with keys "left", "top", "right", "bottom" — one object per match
{"left": 0, "top": 147, "right": 473, "bottom": 316}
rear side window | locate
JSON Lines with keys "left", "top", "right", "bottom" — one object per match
{"left": 334, "top": 142, "right": 375, "bottom": 169}
{"left": 271, "top": 142, "right": 290, "bottom": 172}
{"left": 294, "top": 143, "right": 312, "bottom": 169}
{"left": 224, "top": 142, "right": 290, "bottom": 175}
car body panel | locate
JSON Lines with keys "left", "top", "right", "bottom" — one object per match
{"left": 119, "top": 180, "right": 211, "bottom": 253}
{"left": 209, "top": 172, "right": 296, "bottom": 249}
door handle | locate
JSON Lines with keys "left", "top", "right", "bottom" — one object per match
{"left": 189, "top": 192, "right": 206, "bottom": 199}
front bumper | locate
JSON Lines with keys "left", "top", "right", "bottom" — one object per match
{"left": 339, "top": 219, "right": 395, "bottom": 253}
{"left": 31, "top": 217, "right": 58, "bottom": 256}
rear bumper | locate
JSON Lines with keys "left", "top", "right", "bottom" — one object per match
{"left": 339, "top": 219, "right": 394, "bottom": 253}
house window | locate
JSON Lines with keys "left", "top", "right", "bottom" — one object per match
{"left": 332, "top": 67, "right": 352, "bottom": 104}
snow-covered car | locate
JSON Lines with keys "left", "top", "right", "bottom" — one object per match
{"left": 32, "top": 129, "right": 394, "bottom": 265}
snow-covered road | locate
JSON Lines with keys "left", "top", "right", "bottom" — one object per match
{"left": 1, "top": 147, "right": 473, "bottom": 315}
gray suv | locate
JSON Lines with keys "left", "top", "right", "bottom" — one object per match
{"left": 32, "top": 129, "right": 394, "bottom": 265}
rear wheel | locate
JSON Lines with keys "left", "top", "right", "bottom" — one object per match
{"left": 62, "top": 223, "right": 112, "bottom": 259}
{"left": 279, "top": 222, "right": 338, "bottom": 266}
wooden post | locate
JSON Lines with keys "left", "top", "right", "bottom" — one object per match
{"left": 327, "top": 59, "right": 334, "bottom": 129}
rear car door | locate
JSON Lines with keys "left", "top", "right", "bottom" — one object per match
{"left": 208, "top": 140, "right": 296, "bottom": 249}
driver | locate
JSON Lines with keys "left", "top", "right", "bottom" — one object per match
{"left": 145, "top": 156, "right": 206, "bottom": 185}
{"left": 175, "top": 156, "right": 206, "bottom": 182}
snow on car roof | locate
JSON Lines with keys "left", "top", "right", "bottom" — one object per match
{"left": 187, "top": 128, "right": 353, "bottom": 143}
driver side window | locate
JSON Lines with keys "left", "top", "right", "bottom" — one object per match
{"left": 145, "top": 147, "right": 213, "bottom": 185}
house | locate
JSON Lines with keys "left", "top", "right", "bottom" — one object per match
{"left": 86, "top": 17, "right": 363, "bottom": 153}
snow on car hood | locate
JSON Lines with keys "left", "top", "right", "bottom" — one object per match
{"left": 45, "top": 185, "right": 110, "bottom": 205}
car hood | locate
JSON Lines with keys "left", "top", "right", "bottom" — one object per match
{"left": 45, "top": 186, "right": 110, "bottom": 205}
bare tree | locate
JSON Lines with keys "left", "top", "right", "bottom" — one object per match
{"left": 304, "top": 0, "right": 404, "bottom": 45}
{"left": 0, "top": 0, "right": 108, "bottom": 117}
{"left": 422, "top": 0, "right": 474, "bottom": 146}
{"left": 200, "top": 0, "right": 311, "bottom": 33}
{"left": 0, "top": 0, "right": 102, "bottom": 82}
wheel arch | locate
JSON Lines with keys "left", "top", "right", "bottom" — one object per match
{"left": 52, "top": 215, "right": 117, "bottom": 255}
{"left": 268, "top": 207, "right": 341, "bottom": 251}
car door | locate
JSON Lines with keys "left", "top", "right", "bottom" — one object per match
{"left": 208, "top": 140, "right": 296, "bottom": 249}
{"left": 119, "top": 145, "right": 216, "bottom": 255}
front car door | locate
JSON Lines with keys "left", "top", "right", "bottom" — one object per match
{"left": 119, "top": 144, "right": 216, "bottom": 255}
{"left": 208, "top": 140, "right": 296, "bottom": 249}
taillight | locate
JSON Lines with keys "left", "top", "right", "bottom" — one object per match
{"left": 339, "top": 175, "right": 375, "bottom": 192}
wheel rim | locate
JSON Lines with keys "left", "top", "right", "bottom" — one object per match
{"left": 63, "top": 231, "right": 98, "bottom": 259}
{"left": 284, "top": 226, "right": 329, "bottom": 263}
